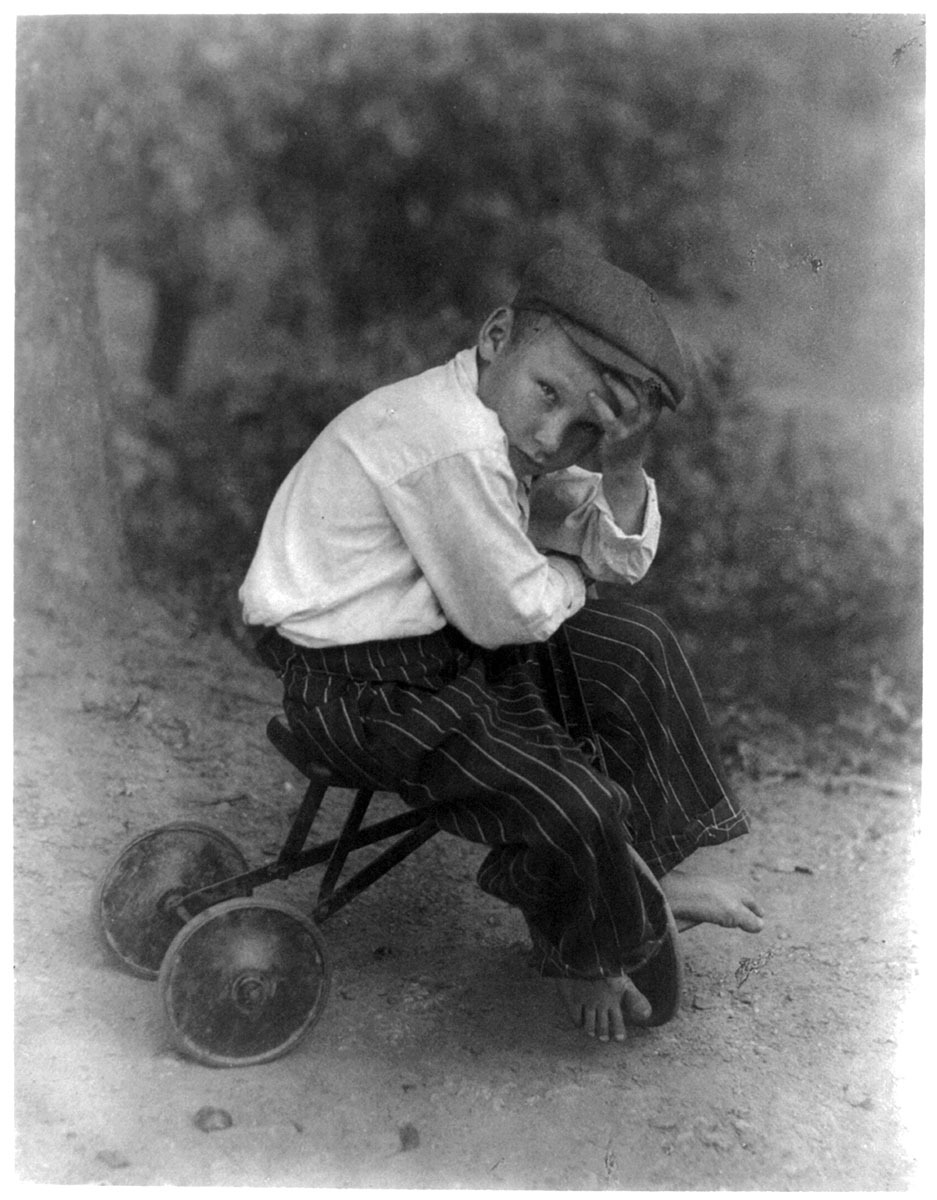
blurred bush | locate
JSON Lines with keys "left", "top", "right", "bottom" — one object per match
{"left": 630, "top": 352, "right": 922, "bottom": 732}
{"left": 88, "top": 14, "right": 784, "bottom": 397}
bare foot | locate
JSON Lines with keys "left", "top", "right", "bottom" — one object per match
{"left": 556, "top": 974, "right": 652, "bottom": 1042}
{"left": 660, "top": 868, "right": 764, "bottom": 934}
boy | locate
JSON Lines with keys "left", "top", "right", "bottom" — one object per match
{"left": 241, "top": 244, "right": 763, "bottom": 1044}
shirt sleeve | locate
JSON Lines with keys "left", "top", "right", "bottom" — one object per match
{"left": 380, "top": 448, "right": 587, "bottom": 648}
{"left": 526, "top": 466, "right": 660, "bottom": 584}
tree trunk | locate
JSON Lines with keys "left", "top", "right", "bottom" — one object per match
{"left": 146, "top": 277, "right": 200, "bottom": 396}
{"left": 16, "top": 17, "right": 128, "bottom": 612}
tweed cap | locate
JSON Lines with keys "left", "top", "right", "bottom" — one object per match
{"left": 512, "top": 246, "right": 687, "bottom": 408}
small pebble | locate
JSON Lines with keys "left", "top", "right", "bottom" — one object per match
{"left": 95, "top": 1150, "right": 129, "bottom": 1169}
{"left": 193, "top": 1106, "right": 233, "bottom": 1133}
{"left": 399, "top": 1122, "right": 420, "bottom": 1151}
{"left": 697, "top": 1126, "right": 734, "bottom": 1152}
{"left": 844, "top": 1083, "right": 874, "bottom": 1110}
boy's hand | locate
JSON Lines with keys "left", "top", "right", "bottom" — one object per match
{"left": 577, "top": 372, "right": 665, "bottom": 535}
{"left": 577, "top": 372, "right": 663, "bottom": 476}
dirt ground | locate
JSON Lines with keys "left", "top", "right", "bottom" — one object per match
{"left": 13, "top": 595, "right": 921, "bottom": 1189}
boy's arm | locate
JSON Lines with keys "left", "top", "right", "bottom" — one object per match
{"left": 381, "top": 449, "right": 588, "bottom": 648}
{"left": 529, "top": 372, "right": 664, "bottom": 583}
{"left": 528, "top": 468, "right": 660, "bottom": 585}
{"left": 584, "top": 371, "right": 663, "bottom": 527}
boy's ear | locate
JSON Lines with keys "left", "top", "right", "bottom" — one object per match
{"left": 477, "top": 306, "right": 515, "bottom": 363}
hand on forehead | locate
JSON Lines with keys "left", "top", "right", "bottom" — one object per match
{"left": 596, "top": 370, "right": 655, "bottom": 417}
{"left": 551, "top": 329, "right": 644, "bottom": 422}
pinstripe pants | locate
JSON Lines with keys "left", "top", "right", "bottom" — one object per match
{"left": 257, "top": 598, "right": 749, "bottom": 980}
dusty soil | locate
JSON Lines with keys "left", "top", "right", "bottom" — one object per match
{"left": 14, "top": 596, "right": 921, "bottom": 1188}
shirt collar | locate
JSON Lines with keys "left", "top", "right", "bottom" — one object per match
{"left": 452, "top": 347, "right": 530, "bottom": 484}
{"left": 453, "top": 346, "right": 480, "bottom": 396}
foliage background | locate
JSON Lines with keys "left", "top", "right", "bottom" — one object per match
{"left": 75, "top": 13, "right": 922, "bottom": 761}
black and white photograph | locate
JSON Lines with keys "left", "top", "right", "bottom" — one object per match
{"left": 14, "top": 9, "right": 924, "bottom": 1189}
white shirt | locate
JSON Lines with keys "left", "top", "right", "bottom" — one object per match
{"left": 239, "top": 348, "right": 660, "bottom": 649}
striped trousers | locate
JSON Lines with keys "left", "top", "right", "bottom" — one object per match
{"left": 257, "top": 598, "right": 749, "bottom": 980}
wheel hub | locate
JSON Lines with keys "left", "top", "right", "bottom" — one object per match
{"left": 231, "top": 971, "right": 277, "bottom": 1014}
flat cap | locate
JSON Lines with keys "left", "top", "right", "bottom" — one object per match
{"left": 513, "top": 246, "right": 687, "bottom": 408}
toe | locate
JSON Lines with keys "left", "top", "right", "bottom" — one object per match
{"left": 740, "top": 898, "right": 765, "bottom": 932}
{"left": 621, "top": 981, "right": 652, "bottom": 1023}
{"left": 609, "top": 1002, "right": 627, "bottom": 1042}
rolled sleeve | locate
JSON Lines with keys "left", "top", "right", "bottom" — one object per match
{"left": 528, "top": 468, "right": 660, "bottom": 584}
{"left": 546, "top": 553, "right": 589, "bottom": 614}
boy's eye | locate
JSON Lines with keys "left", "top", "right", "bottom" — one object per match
{"left": 538, "top": 383, "right": 559, "bottom": 406}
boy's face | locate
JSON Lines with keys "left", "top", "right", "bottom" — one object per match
{"left": 476, "top": 307, "right": 634, "bottom": 478}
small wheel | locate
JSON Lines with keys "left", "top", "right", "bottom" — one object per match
{"left": 96, "top": 822, "right": 249, "bottom": 979}
{"left": 159, "top": 898, "right": 331, "bottom": 1067}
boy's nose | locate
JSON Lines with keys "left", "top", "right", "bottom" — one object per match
{"left": 534, "top": 416, "right": 567, "bottom": 457}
